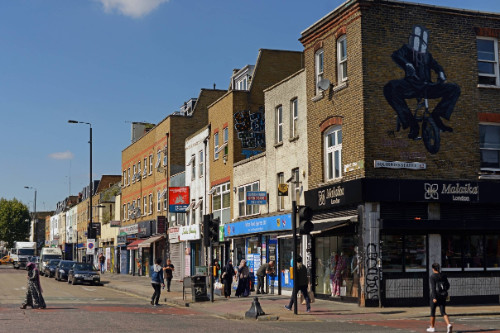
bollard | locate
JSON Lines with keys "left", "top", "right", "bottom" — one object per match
{"left": 245, "top": 297, "right": 265, "bottom": 319}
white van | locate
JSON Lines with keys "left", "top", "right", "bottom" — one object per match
{"left": 39, "top": 247, "right": 63, "bottom": 272}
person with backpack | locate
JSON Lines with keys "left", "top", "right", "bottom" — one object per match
{"left": 150, "top": 258, "right": 165, "bottom": 306}
{"left": 427, "top": 263, "right": 452, "bottom": 333}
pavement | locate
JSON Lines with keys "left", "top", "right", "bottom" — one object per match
{"left": 100, "top": 272, "right": 500, "bottom": 322}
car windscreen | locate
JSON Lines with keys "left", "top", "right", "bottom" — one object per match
{"left": 43, "top": 255, "right": 62, "bottom": 260}
{"left": 18, "top": 249, "right": 35, "bottom": 255}
{"left": 74, "top": 264, "right": 93, "bottom": 271}
{"left": 60, "top": 262, "right": 75, "bottom": 268}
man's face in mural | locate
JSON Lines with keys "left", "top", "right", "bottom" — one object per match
{"left": 409, "top": 25, "right": 428, "bottom": 54}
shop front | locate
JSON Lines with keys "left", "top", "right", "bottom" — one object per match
{"left": 168, "top": 227, "right": 183, "bottom": 281}
{"left": 225, "top": 213, "right": 295, "bottom": 293}
{"left": 179, "top": 224, "right": 202, "bottom": 277}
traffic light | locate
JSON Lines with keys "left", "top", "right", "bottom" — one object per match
{"left": 298, "top": 206, "right": 314, "bottom": 235}
{"left": 203, "top": 214, "right": 210, "bottom": 247}
{"left": 209, "top": 215, "right": 220, "bottom": 244}
{"left": 203, "top": 214, "right": 220, "bottom": 247}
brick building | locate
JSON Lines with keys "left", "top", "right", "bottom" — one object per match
{"left": 300, "top": 0, "right": 500, "bottom": 306}
{"left": 208, "top": 49, "right": 303, "bottom": 266}
{"left": 120, "top": 89, "right": 226, "bottom": 276}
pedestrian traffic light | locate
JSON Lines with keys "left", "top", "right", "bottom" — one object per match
{"left": 298, "top": 206, "right": 314, "bottom": 235}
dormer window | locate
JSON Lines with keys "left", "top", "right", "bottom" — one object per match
{"left": 232, "top": 65, "right": 255, "bottom": 91}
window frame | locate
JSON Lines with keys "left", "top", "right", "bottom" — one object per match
{"left": 237, "top": 181, "right": 260, "bottom": 218}
{"left": 127, "top": 168, "right": 131, "bottom": 186}
{"left": 143, "top": 196, "right": 147, "bottom": 216}
{"left": 315, "top": 49, "right": 324, "bottom": 95}
{"left": 132, "top": 164, "right": 137, "bottom": 183}
{"left": 149, "top": 154, "right": 153, "bottom": 175}
{"left": 337, "top": 35, "right": 348, "bottom": 83}
{"left": 199, "top": 150, "right": 204, "bottom": 177}
{"left": 191, "top": 154, "right": 196, "bottom": 181}
{"left": 143, "top": 157, "right": 147, "bottom": 178}
{"left": 277, "top": 172, "right": 285, "bottom": 211}
{"left": 276, "top": 105, "right": 283, "bottom": 144}
{"left": 149, "top": 193, "right": 153, "bottom": 215}
{"left": 477, "top": 36, "right": 499, "bottom": 86}
{"left": 290, "top": 98, "right": 298, "bottom": 138}
{"left": 214, "top": 132, "right": 219, "bottom": 160}
{"left": 324, "top": 126, "right": 343, "bottom": 181}
{"left": 480, "top": 123, "right": 500, "bottom": 171}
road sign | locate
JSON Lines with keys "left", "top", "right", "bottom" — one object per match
{"left": 87, "top": 239, "right": 95, "bottom": 255}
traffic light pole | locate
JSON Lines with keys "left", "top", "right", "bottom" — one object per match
{"left": 210, "top": 243, "right": 214, "bottom": 302}
{"left": 291, "top": 199, "right": 297, "bottom": 315}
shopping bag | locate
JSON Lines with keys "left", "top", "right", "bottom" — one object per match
{"left": 301, "top": 286, "right": 315, "bottom": 304}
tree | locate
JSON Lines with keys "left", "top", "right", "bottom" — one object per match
{"left": 0, "top": 198, "right": 31, "bottom": 248}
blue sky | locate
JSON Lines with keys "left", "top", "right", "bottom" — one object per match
{"left": 1, "top": 0, "right": 499, "bottom": 212}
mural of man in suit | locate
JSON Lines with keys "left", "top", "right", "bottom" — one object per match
{"left": 384, "top": 25, "right": 460, "bottom": 140}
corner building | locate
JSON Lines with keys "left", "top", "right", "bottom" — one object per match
{"left": 301, "top": 0, "right": 500, "bottom": 306}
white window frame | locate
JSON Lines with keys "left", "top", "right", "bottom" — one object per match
{"left": 315, "top": 49, "right": 324, "bottom": 95}
{"left": 132, "top": 165, "right": 137, "bottom": 183}
{"left": 212, "top": 183, "right": 230, "bottom": 224}
{"left": 127, "top": 203, "right": 130, "bottom": 220}
{"left": 290, "top": 98, "right": 298, "bottom": 138}
{"left": 149, "top": 193, "right": 153, "bottom": 215}
{"left": 123, "top": 170, "right": 126, "bottom": 186}
{"left": 214, "top": 132, "right": 219, "bottom": 160}
{"left": 143, "top": 196, "right": 147, "bottom": 216}
{"left": 337, "top": 35, "right": 347, "bottom": 83}
{"left": 137, "top": 197, "right": 141, "bottom": 216}
{"left": 291, "top": 168, "right": 300, "bottom": 199}
{"left": 325, "top": 126, "right": 343, "bottom": 181}
{"left": 477, "top": 37, "right": 499, "bottom": 86}
{"left": 276, "top": 105, "right": 283, "bottom": 143}
{"left": 149, "top": 154, "right": 153, "bottom": 175}
{"left": 277, "top": 172, "right": 285, "bottom": 211}
{"left": 157, "top": 190, "right": 161, "bottom": 212}
{"left": 237, "top": 181, "right": 260, "bottom": 217}
{"left": 163, "top": 189, "right": 168, "bottom": 210}
{"left": 163, "top": 146, "right": 168, "bottom": 166}
{"left": 127, "top": 168, "right": 130, "bottom": 186}
{"left": 123, "top": 204, "right": 126, "bottom": 220}
{"left": 191, "top": 154, "right": 196, "bottom": 181}
{"left": 137, "top": 161, "right": 141, "bottom": 178}
{"left": 143, "top": 157, "right": 147, "bottom": 178}
{"left": 199, "top": 150, "right": 204, "bottom": 177}
{"left": 480, "top": 123, "right": 500, "bottom": 171}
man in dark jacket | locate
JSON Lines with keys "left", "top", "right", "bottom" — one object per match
{"left": 384, "top": 25, "right": 460, "bottom": 139}
{"left": 150, "top": 258, "right": 165, "bottom": 306}
{"left": 284, "top": 256, "right": 310, "bottom": 313}
{"left": 256, "top": 260, "right": 274, "bottom": 294}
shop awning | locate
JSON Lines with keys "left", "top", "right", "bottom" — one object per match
{"left": 138, "top": 235, "right": 165, "bottom": 248}
{"left": 310, "top": 215, "right": 358, "bottom": 235}
{"left": 127, "top": 239, "right": 146, "bottom": 250}
{"left": 193, "top": 199, "right": 202, "bottom": 210}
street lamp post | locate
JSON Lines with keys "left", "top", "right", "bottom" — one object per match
{"left": 24, "top": 186, "right": 37, "bottom": 246}
{"left": 68, "top": 120, "right": 93, "bottom": 264}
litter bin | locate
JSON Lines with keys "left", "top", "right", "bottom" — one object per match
{"left": 190, "top": 275, "right": 209, "bottom": 302}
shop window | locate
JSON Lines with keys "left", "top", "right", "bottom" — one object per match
{"left": 238, "top": 181, "right": 260, "bottom": 217}
{"left": 404, "top": 235, "right": 426, "bottom": 272}
{"left": 314, "top": 235, "right": 357, "bottom": 297}
{"left": 486, "top": 234, "right": 500, "bottom": 270}
{"left": 442, "top": 235, "right": 462, "bottom": 271}
{"left": 479, "top": 124, "right": 500, "bottom": 171}
{"left": 464, "top": 235, "right": 484, "bottom": 270}
{"left": 382, "top": 234, "right": 403, "bottom": 272}
{"left": 441, "top": 234, "right": 486, "bottom": 271}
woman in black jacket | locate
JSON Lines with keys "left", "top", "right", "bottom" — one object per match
{"left": 427, "top": 263, "right": 452, "bottom": 333}
{"left": 221, "top": 259, "right": 236, "bottom": 299}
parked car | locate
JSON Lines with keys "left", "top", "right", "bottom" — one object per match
{"left": 43, "top": 259, "right": 61, "bottom": 277}
{"left": 68, "top": 262, "right": 101, "bottom": 286}
{"left": 55, "top": 260, "right": 75, "bottom": 281}
{"left": 0, "top": 255, "right": 11, "bottom": 265}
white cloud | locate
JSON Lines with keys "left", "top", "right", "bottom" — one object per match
{"left": 96, "top": 0, "right": 169, "bottom": 18}
{"left": 49, "top": 151, "right": 74, "bottom": 160}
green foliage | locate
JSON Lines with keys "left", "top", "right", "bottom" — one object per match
{"left": 0, "top": 198, "right": 31, "bottom": 248}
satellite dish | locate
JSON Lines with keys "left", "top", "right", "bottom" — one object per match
{"left": 318, "top": 78, "right": 331, "bottom": 91}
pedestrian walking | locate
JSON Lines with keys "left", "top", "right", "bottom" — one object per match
{"left": 235, "top": 259, "right": 250, "bottom": 297}
{"left": 20, "top": 262, "right": 46, "bottom": 309}
{"left": 221, "top": 259, "right": 236, "bottom": 299}
{"left": 213, "top": 258, "right": 221, "bottom": 281}
{"left": 98, "top": 253, "right": 105, "bottom": 274}
{"left": 150, "top": 258, "right": 165, "bottom": 306}
{"left": 163, "top": 259, "right": 175, "bottom": 292}
{"left": 427, "top": 263, "right": 452, "bottom": 333}
{"left": 284, "top": 256, "right": 310, "bottom": 313}
{"left": 256, "top": 260, "right": 274, "bottom": 294}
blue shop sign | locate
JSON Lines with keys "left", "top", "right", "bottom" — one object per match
{"left": 224, "top": 214, "right": 291, "bottom": 237}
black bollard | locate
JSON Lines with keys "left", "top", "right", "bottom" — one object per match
{"left": 245, "top": 297, "right": 266, "bottom": 319}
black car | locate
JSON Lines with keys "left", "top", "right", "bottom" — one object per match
{"left": 55, "top": 260, "right": 75, "bottom": 281}
{"left": 68, "top": 262, "right": 101, "bottom": 286}
{"left": 43, "top": 259, "right": 61, "bottom": 277}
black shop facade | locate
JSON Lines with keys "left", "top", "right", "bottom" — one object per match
{"left": 305, "top": 178, "right": 500, "bottom": 307}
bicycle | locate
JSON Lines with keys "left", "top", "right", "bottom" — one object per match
{"left": 396, "top": 83, "right": 441, "bottom": 154}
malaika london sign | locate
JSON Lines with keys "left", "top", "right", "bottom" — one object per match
{"left": 423, "top": 182, "right": 479, "bottom": 202}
